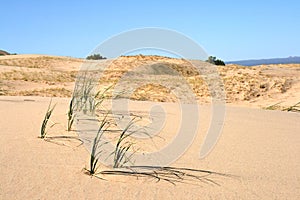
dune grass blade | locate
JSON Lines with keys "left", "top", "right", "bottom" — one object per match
{"left": 72, "top": 71, "right": 96, "bottom": 113}
{"left": 282, "top": 101, "right": 300, "bottom": 112}
{"left": 113, "top": 118, "right": 138, "bottom": 168}
{"left": 265, "top": 101, "right": 283, "bottom": 110}
{"left": 67, "top": 96, "right": 75, "bottom": 131}
{"left": 87, "top": 115, "right": 109, "bottom": 175}
{"left": 40, "top": 99, "right": 56, "bottom": 139}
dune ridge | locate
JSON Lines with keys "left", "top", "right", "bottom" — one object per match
{"left": 0, "top": 54, "right": 299, "bottom": 108}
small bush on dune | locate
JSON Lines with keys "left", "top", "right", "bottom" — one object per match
{"left": 86, "top": 54, "right": 106, "bottom": 60}
{"left": 206, "top": 56, "right": 226, "bottom": 66}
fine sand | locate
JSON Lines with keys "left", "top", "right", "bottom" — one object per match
{"left": 0, "top": 96, "right": 299, "bottom": 199}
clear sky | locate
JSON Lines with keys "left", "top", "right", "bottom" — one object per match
{"left": 1, "top": 0, "right": 299, "bottom": 61}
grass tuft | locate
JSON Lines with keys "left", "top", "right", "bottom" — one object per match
{"left": 40, "top": 99, "right": 56, "bottom": 139}
{"left": 113, "top": 118, "right": 139, "bottom": 168}
{"left": 85, "top": 115, "right": 109, "bottom": 176}
{"left": 67, "top": 96, "right": 76, "bottom": 131}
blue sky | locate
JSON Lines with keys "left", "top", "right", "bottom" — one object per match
{"left": 1, "top": 0, "right": 299, "bottom": 61}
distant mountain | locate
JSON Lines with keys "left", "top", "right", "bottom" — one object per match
{"left": 0, "top": 50, "right": 10, "bottom": 56}
{"left": 226, "top": 56, "right": 300, "bottom": 66}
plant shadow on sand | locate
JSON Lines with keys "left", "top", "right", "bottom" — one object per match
{"left": 96, "top": 165, "right": 237, "bottom": 186}
{"left": 44, "top": 135, "right": 84, "bottom": 148}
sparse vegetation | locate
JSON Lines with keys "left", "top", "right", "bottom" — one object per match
{"left": 0, "top": 70, "right": 77, "bottom": 83}
{"left": 0, "top": 56, "right": 81, "bottom": 69}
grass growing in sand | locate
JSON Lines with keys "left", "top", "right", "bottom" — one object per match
{"left": 40, "top": 100, "right": 56, "bottom": 139}
{"left": 112, "top": 118, "right": 138, "bottom": 168}
{"left": 73, "top": 71, "right": 97, "bottom": 114}
{"left": 33, "top": 55, "right": 239, "bottom": 185}
{"left": 265, "top": 101, "right": 300, "bottom": 112}
{"left": 67, "top": 96, "right": 76, "bottom": 131}
{"left": 282, "top": 101, "right": 300, "bottom": 112}
{"left": 265, "top": 102, "right": 284, "bottom": 110}
{"left": 85, "top": 116, "right": 109, "bottom": 176}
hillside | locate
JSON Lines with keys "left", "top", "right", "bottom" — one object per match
{"left": 0, "top": 50, "right": 11, "bottom": 56}
{"left": 0, "top": 54, "right": 299, "bottom": 108}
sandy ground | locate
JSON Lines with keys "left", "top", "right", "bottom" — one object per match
{"left": 0, "top": 96, "right": 299, "bottom": 199}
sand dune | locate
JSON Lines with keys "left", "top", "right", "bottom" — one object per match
{"left": 0, "top": 54, "right": 299, "bottom": 108}
{"left": 0, "top": 55, "right": 299, "bottom": 199}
